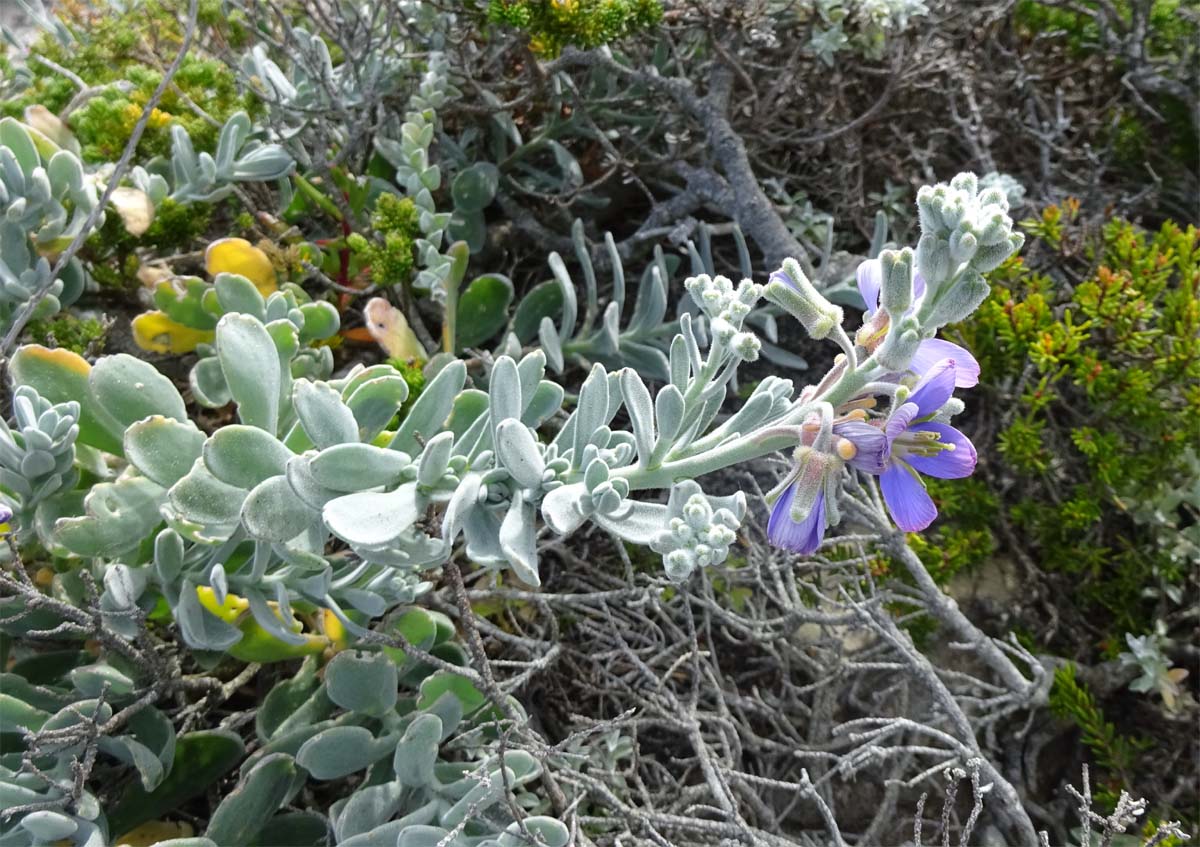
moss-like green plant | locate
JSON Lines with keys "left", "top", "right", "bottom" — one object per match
{"left": 362, "top": 193, "right": 421, "bottom": 288}
{"left": 26, "top": 314, "right": 107, "bottom": 355}
{"left": 487, "top": 0, "right": 663, "bottom": 56}
{"left": 5, "top": 0, "right": 254, "bottom": 162}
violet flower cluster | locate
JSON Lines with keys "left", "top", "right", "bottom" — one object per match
{"left": 761, "top": 172, "right": 1022, "bottom": 554}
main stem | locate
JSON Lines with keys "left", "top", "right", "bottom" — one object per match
{"left": 614, "top": 350, "right": 884, "bottom": 491}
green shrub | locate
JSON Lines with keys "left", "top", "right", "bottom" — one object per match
{"left": 946, "top": 202, "right": 1199, "bottom": 642}
{"left": 487, "top": 0, "right": 663, "bottom": 56}
{"left": 1049, "top": 663, "right": 1146, "bottom": 806}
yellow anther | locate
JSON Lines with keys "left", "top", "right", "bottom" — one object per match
{"left": 835, "top": 438, "right": 858, "bottom": 461}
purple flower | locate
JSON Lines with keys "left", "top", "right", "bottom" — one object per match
{"left": 768, "top": 482, "right": 827, "bottom": 554}
{"left": 856, "top": 259, "right": 980, "bottom": 388}
{"left": 767, "top": 422, "right": 887, "bottom": 554}
{"left": 834, "top": 419, "right": 888, "bottom": 474}
{"left": 878, "top": 359, "right": 977, "bottom": 532}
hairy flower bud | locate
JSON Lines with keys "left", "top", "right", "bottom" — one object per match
{"left": 923, "top": 269, "right": 990, "bottom": 329}
{"left": 949, "top": 229, "right": 978, "bottom": 264}
{"left": 950, "top": 171, "right": 978, "bottom": 196}
{"left": 916, "top": 234, "right": 952, "bottom": 289}
{"left": 879, "top": 248, "right": 915, "bottom": 318}
{"left": 766, "top": 258, "right": 843, "bottom": 341}
{"left": 971, "top": 232, "right": 1024, "bottom": 272}
{"left": 732, "top": 331, "right": 761, "bottom": 361}
{"left": 977, "top": 187, "right": 1008, "bottom": 210}
{"left": 976, "top": 211, "right": 1012, "bottom": 246}
{"left": 875, "top": 318, "right": 922, "bottom": 372}
{"left": 933, "top": 397, "right": 966, "bottom": 423}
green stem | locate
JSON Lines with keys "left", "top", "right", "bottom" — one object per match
{"left": 613, "top": 351, "right": 885, "bottom": 491}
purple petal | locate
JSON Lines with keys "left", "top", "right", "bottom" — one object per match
{"left": 905, "top": 423, "right": 977, "bottom": 479}
{"left": 885, "top": 402, "right": 919, "bottom": 444}
{"left": 769, "top": 269, "right": 798, "bottom": 290}
{"left": 833, "top": 420, "right": 887, "bottom": 473}
{"left": 856, "top": 259, "right": 882, "bottom": 315}
{"left": 880, "top": 462, "right": 938, "bottom": 531}
{"left": 911, "top": 339, "right": 980, "bottom": 388}
{"left": 913, "top": 272, "right": 927, "bottom": 300}
{"left": 767, "top": 485, "right": 826, "bottom": 554}
{"left": 908, "top": 358, "right": 957, "bottom": 417}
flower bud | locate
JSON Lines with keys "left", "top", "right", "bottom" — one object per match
{"left": 976, "top": 211, "right": 1012, "bottom": 246}
{"left": 950, "top": 171, "right": 978, "bottom": 196}
{"left": 710, "top": 316, "right": 737, "bottom": 343}
{"left": 916, "top": 185, "right": 940, "bottom": 233}
{"left": 933, "top": 397, "right": 966, "bottom": 423}
{"left": 923, "top": 269, "right": 990, "bottom": 329}
{"left": 875, "top": 319, "right": 922, "bottom": 372}
{"left": 732, "top": 331, "right": 761, "bottom": 361}
{"left": 664, "top": 549, "right": 695, "bottom": 582}
{"left": 971, "top": 232, "right": 1024, "bottom": 272}
{"left": 916, "top": 234, "right": 952, "bottom": 288}
{"left": 766, "top": 258, "right": 843, "bottom": 341}
{"left": 736, "top": 280, "right": 763, "bottom": 305}
{"left": 879, "top": 248, "right": 914, "bottom": 318}
{"left": 949, "top": 229, "right": 978, "bottom": 264}
{"left": 939, "top": 195, "right": 967, "bottom": 231}
{"left": 977, "top": 187, "right": 1008, "bottom": 210}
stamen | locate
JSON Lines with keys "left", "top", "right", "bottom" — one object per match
{"left": 835, "top": 437, "right": 857, "bottom": 461}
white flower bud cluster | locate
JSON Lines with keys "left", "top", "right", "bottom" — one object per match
{"left": 654, "top": 494, "right": 740, "bottom": 582}
{"left": 915, "top": 172, "right": 1024, "bottom": 289}
{"left": 685, "top": 274, "right": 764, "bottom": 360}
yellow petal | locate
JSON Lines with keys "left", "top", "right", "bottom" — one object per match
{"left": 110, "top": 187, "right": 155, "bottom": 236}
{"left": 113, "top": 820, "right": 194, "bottom": 847}
{"left": 205, "top": 237, "right": 277, "bottom": 296}
{"left": 131, "top": 311, "right": 215, "bottom": 355}
{"left": 196, "top": 585, "right": 248, "bottom": 624}
{"left": 364, "top": 297, "right": 427, "bottom": 362}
